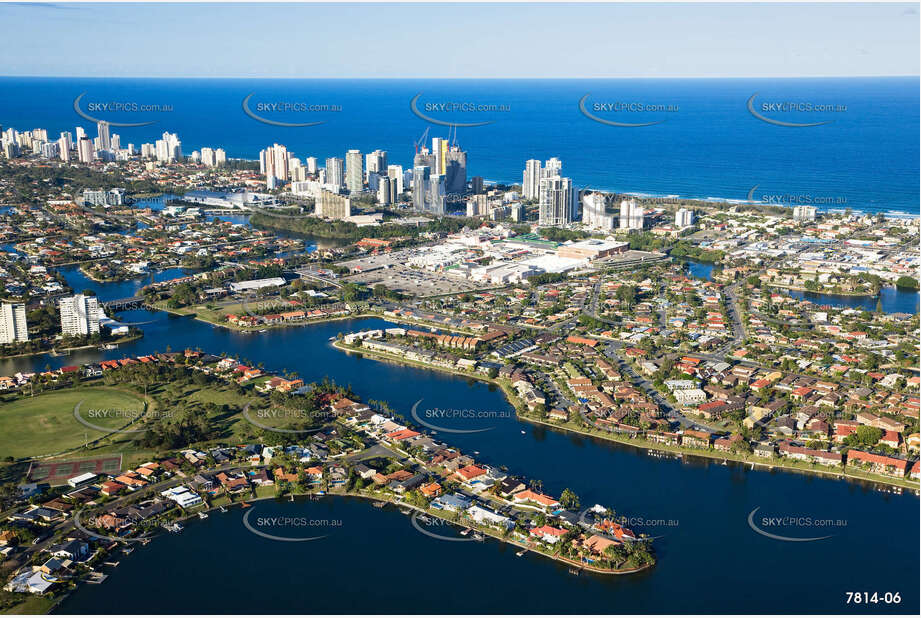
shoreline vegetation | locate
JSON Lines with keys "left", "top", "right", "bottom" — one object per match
{"left": 181, "top": 490, "right": 652, "bottom": 577}
{"left": 0, "top": 334, "right": 143, "bottom": 361}
{"left": 335, "top": 341, "right": 921, "bottom": 492}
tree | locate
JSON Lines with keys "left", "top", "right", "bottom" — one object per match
{"left": 854, "top": 425, "right": 883, "bottom": 446}
{"left": 559, "top": 488, "right": 580, "bottom": 510}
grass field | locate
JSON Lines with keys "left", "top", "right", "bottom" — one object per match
{"left": 0, "top": 387, "right": 147, "bottom": 459}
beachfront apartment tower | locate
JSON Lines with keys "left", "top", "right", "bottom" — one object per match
{"left": 675, "top": 208, "right": 696, "bottom": 228}
{"left": 346, "top": 149, "right": 364, "bottom": 194}
{"left": 522, "top": 159, "right": 541, "bottom": 200}
{"left": 582, "top": 192, "right": 615, "bottom": 230}
{"left": 619, "top": 199, "right": 644, "bottom": 230}
{"left": 325, "top": 157, "right": 345, "bottom": 192}
{"left": 96, "top": 121, "right": 110, "bottom": 150}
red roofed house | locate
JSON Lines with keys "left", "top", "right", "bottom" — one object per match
{"left": 846, "top": 450, "right": 909, "bottom": 477}
{"left": 530, "top": 525, "right": 568, "bottom": 544}
{"left": 511, "top": 489, "right": 560, "bottom": 509}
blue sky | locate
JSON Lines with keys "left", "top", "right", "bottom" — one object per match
{"left": 0, "top": 2, "right": 917, "bottom": 78}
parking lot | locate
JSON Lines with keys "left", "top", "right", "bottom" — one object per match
{"left": 342, "top": 249, "right": 499, "bottom": 297}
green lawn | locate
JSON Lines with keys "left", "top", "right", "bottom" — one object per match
{"left": 0, "top": 387, "right": 147, "bottom": 459}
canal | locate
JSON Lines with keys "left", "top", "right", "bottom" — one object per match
{"left": 2, "top": 261, "right": 916, "bottom": 614}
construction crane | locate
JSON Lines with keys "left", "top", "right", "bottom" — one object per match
{"left": 413, "top": 127, "right": 429, "bottom": 154}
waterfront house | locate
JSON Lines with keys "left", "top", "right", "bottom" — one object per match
{"left": 455, "top": 464, "right": 488, "bottom": 484}
{"left": 391, "top": 473, "right": 426, "bottom": 494}
{"left": 432, "top": 493, "right": 472, "bottom": 512}
{"left": 49, "top": 539, "right": 89, "bottom": 562}
{"left": 530, "top": 524, "right": 568, "bottom": 544}
{"left": 468, "top": 505, "right": 513, "bottom": 529}
{"left": 582, "top": 534, "right": 620, "bottom": 555}
{"left": 420, "top": 482, "right": 442, "bottom": 498}
{"left": 511, "top": 489, "right": 560, "bottom": 510}
{"left": 497, "top": 477, "right": 527, "bottom": 497}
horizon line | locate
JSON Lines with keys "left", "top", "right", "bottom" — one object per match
{"left": 1, "top": 74, "right": 919, "bottom": 80}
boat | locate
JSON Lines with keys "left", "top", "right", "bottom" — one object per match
{"left": 198, "top": 512, "right": 209, "bottom": 520}
{"left": 472, "top": 532, "right": 484, "bottom": 541}
{"left": 516, "top": 549, "right": 527, "bottom": 557}
{"left": 521, "top": 430, "right": 526, "bottom": 434}
{"left": 122, "top": 547, "right": 134, "bottom": 555}
{"left": 219, "top": 506, "right": 227, "bottom": 513}
{"left": 316, "top": 490, "right": 326, "bottom": 496}
{"left": 372, "top": 501, "right": 385, "bottom": 508}
{"left": 460, "top": 528, "right": 471, "bottom": 536}
{"left": 400, "top": 508, "right": 411, "bottom": 515}
{"left": 258, "top": 329, "right": 267, "bottom": 333}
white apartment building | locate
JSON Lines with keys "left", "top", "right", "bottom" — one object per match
{"left": 59, "top": 294, "right": 101, "bottom": 337}
{"left": 0, "top": 302, "right": 29, "bottom": 344}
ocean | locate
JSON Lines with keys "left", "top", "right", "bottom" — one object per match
{"left": 0, "top": 76, "right": 918, "bottom": 216}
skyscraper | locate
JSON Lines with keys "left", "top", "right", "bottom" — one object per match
{"left": 538, "top": 176, "right": 574, "bottom": 226}
{"left": 201, "top": 147, "right": 216, "bottom": 167}
{"left": 59, "top": 294, "right": 101, "bottom": 337}
{"left": 155, "top": 132, "right": 181, "bottom": 163}
{"left": 58, "top": 136, "right": 70, "bottom": 162}
{"left": 522, "top": 159, "right": 541, "bottom": 200}
{"left": 387, "top": 165, "right": 404, "bottom": 194}
{"left": 59, "top": 131, "right": 73, "bottom": 152}
{"left": 542, "top": 157, "right": 562, "bottom": 178}
{"left": 259, "top": 144, "right": 290, "bottom": 184}
{"left": 345, "top": 149, "right": 363, "bottom": 194}
{"left": 325, "top": 157, "right": 345, "bottom": 191}
{"left": 413, "top": 146, "right": 436, "bottom": 170}
{"left": 582, "top": 192, "right": 615, "bottom": 230}
{"left": 444, "top": 145, "right": 467, "bottom": 195}
{"left": 77, "top": 136, "right": 94, "bottom": 163}
{"left": 431, "top": 137, "right": 446, "bottom": 175}
{"left": 412, "top": 166, "right": 445, "bottom": 214}
{"left": 619, "top": 199, "right": 644, "bottom": 230}
{"left": 365, "top": 150, "right": 387, "bottom": 180}
{"left": 96, "top": 121, "right": 110, "bottom": 150}
{"left": 0, "top": 302, "right": 28, "bottom": 344}
{"left": 377, "top": 176, "right": 392, "bottom": 206}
